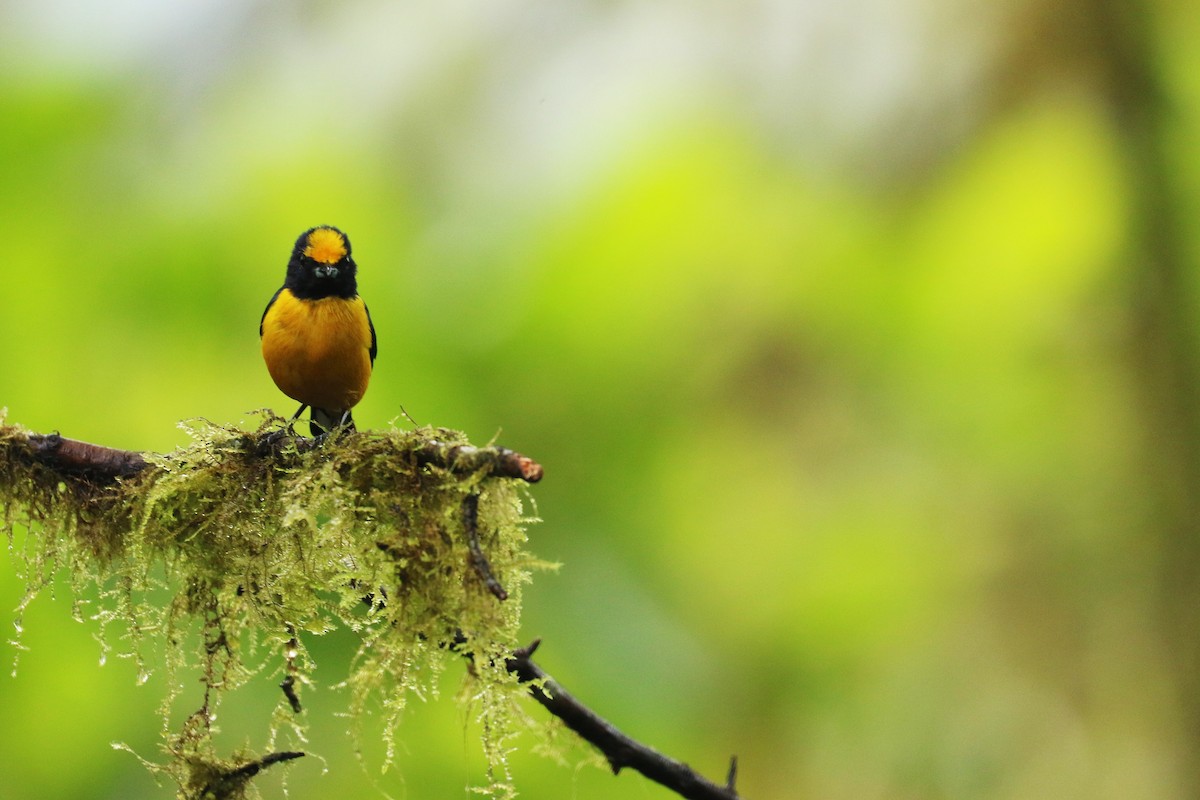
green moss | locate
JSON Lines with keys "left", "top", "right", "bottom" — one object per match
{"left": 0, "top": 410, "right": 547, "bottom": 798}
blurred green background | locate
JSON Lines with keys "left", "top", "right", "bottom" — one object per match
{"left": 4, "top": 0, "right": 1200, "bottom": 798}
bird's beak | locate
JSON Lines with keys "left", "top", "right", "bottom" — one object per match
{"left": 315, "top": 265, "right": 339, "bottom": 279}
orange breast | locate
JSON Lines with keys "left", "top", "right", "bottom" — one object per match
{"left": 261, "top": 289, "right": 373, "bottom": 412}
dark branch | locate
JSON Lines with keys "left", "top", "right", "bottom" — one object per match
{"left": 196, "top": 751, "right": 305, "bottom": 799}
{"left": 462, "top": 492, "right": 508, "bottom": 600}
{"left": 505, "top": 639, "right": 741, "bottom": 800}
{"left": 223, "top": 750, "right": 305, "bottom": 781}
{"left": 279, "top": 675, "right": 302, "bottom": 714}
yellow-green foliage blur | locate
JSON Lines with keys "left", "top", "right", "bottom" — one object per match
{"left": 3, "top": 1, "right": 1200, "bottom": 799}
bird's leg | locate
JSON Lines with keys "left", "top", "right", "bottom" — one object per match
{"left": 261, "top": 404, "right": 310, "bottom": 447}
{"left": 311, "top": 410, "right": 355, "bottom": 446}
{"left": 287, "top": 404, "right": 309, "bottom": 436}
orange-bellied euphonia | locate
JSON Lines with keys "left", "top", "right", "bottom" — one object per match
{"left": 260, "top": 225, "right": 377, "bottom": 436}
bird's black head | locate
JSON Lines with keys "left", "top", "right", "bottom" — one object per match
{"left": 285, "top": 225, "right": 358, "bottom": 299}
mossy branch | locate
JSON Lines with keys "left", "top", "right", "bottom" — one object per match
{"left": 14, "top": 426, "right": 543, "bottom": 486}
{"left": 0, "top": 411, "right": 547, "bottom": 798}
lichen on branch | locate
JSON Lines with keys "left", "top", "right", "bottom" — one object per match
{"left": 0, "top": 410, "right": 547, "bottom": 798}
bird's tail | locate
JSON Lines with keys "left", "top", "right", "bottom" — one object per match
{"left": 311, "top": 407, "right": 355, "bottom": 437}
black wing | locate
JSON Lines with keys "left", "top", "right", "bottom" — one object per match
{"left": 365, "top": 301, "right": 378, "bottom": 363}
{"left": 260, "top": 287, "right": 284, "bottom": 338}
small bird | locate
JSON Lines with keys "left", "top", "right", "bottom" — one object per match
{"left": 260, "top": 226, "right": 377, "bottom": 436}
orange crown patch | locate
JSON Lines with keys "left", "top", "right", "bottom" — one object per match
{"left": 304, "top": 227, "right": 347, "bottom": 265}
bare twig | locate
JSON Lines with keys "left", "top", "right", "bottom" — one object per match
{"left": 279, "top": 675, "right": 302, "bottom": 714}
{"left": 416, "top": 439, "right": 544, "bottom": 483}
{"left": 24, "top": 432, "right": 147, "bottom": 479}
{"left": 505, "top": 639, "right": 741, "bottom": 800}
